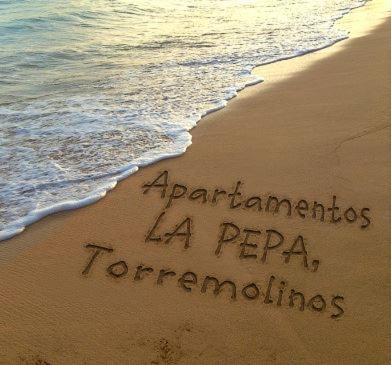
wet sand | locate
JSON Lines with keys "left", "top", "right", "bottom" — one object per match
{"left": 0, "top": 1, "right": 390, "bottom": 364}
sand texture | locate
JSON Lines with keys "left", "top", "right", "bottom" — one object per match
{"left": 0, "top": 2, "right": 390, "bottom": 364}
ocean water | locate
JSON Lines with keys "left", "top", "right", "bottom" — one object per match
{"left": 0, "top": 0, "right": 367, "bottom": 240}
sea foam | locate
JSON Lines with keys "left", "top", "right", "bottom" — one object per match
{"left": 0, "top": 0, "right": 367, "bottom": 241}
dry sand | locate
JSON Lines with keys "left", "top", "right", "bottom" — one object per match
{"left": 0, "top": 2, "right": 390, "bottom": 364}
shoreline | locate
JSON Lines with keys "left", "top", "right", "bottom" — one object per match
{"left": 0, "top": 1, "right": 390, "bottom": 364}
{"left": 0, "top": 0, "right": 383, "bottom": 243}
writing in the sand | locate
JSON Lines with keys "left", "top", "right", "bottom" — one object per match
{"left": 82, "top": 243, "right": 344, "bottom": 320}
{"left": 147, "top": 211, "right": 320, "bottom": 272}
{"left": 143, "top": 171, "right": 371, "bottom": 229}
{"left": 81, "top": 171, "right": 373, "bottom": 320}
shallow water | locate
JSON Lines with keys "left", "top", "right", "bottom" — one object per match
{"left": 0, "top": 0, "right": 366, "bottom": 240}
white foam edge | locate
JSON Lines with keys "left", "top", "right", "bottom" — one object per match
{"left": 0, "top": 138, "right": 192, "bottom": 243}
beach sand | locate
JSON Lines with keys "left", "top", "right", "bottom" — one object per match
{"left": 0, "top": 2, "right": 390, "bottom": 364}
